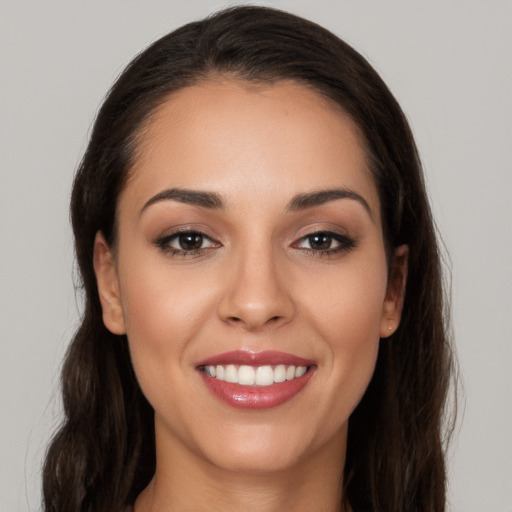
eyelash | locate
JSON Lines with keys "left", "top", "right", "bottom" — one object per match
{"left": 293, "top": 230, "right": 356, "bottom": 257}
{"left": 155, "top": 229, "right": 356, "bottom": 258}
{"left": 155, "top": 230, "right": 220, "bottom": 257}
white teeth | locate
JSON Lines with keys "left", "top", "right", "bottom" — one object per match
{"left": 225, "top": 364, "right": 238, "bottom": 383}
{"left": 295, "top": 366, "right": 307, "bottom": 378}
{"left": 204, "top": 364, "right": 309, "bottom": 386}
{"left": 274, "top": 364, "right": 286, "bottom": 383}
{"left": 238, "top": 365, "right": 255, "bottom": 385}
{"left": 255, "top": 365, "right": 274, "bottom": 386}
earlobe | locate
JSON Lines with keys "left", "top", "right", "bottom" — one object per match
{"left": 380, "top": 244, "right": 408, "bottom": 338}
{"left": 93, "top": 232, "right": 126, "bottom": 335}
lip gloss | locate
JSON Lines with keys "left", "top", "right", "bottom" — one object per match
{"left": 197, "top": 350, "right": 316, "bottom": 409}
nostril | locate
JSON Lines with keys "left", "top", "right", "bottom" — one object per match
{"left": 225, "top": 314, "right": 284, "bottom": 329}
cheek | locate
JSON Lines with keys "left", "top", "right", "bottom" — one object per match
{"left": 117, "top": 256, "right": 215, "bottom": 392}
{"left": 299, "top": 258, "right": 387, "bottom": 410}
{"left": 304, "top": 256, "right": 387, "bottom": 344}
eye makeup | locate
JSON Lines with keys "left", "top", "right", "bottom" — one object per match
{"left": 153, "top": 226, "right": 357, "bottom": 260}
{"left": 154, "top": 228, "right": 221, "bottom": 257}
{"left": 293, "top": 230, "right": 356, "bottom": 258}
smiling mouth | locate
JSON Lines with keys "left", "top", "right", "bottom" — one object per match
{"left": 196, "top": 350, "right": 316, "bottom": 409}
{"left": 201, "top": 364, "right": 310, "bottom": 386}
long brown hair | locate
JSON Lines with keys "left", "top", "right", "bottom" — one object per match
{"left": 43, "top": 6, "right": 455, "bottom": 511}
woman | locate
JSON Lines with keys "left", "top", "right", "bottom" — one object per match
{"left": 43, "top": 6, "right": 454, "bottom": 512}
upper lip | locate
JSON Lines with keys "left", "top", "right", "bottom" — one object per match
{"left": 196, "top": 350, "right": 315, "bottom": 368}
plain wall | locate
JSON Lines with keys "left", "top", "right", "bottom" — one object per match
{"left": 1, "top": 1, "right": 511, "bottom": 510}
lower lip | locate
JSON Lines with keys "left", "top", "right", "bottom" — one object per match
{"left": 199, "top": 369, "right": 315, "bottom": 409}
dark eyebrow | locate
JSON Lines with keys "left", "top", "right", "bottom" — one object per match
{"left": 140, "top": 188, "right": 224, "bottom": 215}
{"left": 286, "top": 188, "right": 373, "bottom": 219}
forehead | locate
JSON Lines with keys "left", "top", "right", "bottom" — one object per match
{"left": 123, "top": 79, "right": 379, "bottom": 216}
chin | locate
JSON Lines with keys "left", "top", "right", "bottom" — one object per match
{"left": 204, "top": 435, "right": 309, "bottom": 474}
{"left": 192, "top": 415, "right": 346, "bottom": 476}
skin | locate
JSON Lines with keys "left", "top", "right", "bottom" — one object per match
{"left": 94, "top": 79, "right": 407, "bottom": 512}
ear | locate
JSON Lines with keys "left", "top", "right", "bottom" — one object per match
{"left": 380, "top": 244, "right": 408, "bottom": 338}
{"left": 93, "top": 231, "right": 126, "bottom": 335}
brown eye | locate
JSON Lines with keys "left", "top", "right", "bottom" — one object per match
{"left": 298, "top": 232, "right": 339, "bottom": 251}
{"left": 295, "top": 231, "right": 356, "bottom": 255}
{"left": 178, "top": 233, "right": 204, "bottom": 251}
{"left": 307, "top": 233, "right": 335, "bottom": 251}
{"left": 156, "top": 230, "right": 218, "bottom": 255}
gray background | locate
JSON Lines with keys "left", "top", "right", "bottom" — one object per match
{"left": 1, "top": 1, "right": 511, "bottom": 510}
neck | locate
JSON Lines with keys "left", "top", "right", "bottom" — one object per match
{"left": 135, "top": 420, "right": 350, "bottom": 512}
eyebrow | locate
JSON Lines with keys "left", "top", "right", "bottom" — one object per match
{"left": 140, "top": 186, "right": 372, "bottom": 219}
{"left": 286, "top": 188, "right": 373, "bottom": 218}
{"left": 140, "top": 188, "right": 224, "bottom": 215}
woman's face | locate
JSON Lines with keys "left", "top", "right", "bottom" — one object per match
{"left": 95, "top": 79, "right": 406, "bottom": 475}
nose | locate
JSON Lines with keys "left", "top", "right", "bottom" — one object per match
{"left": 217, "top": 245, "right": 295, "bottom": 331}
